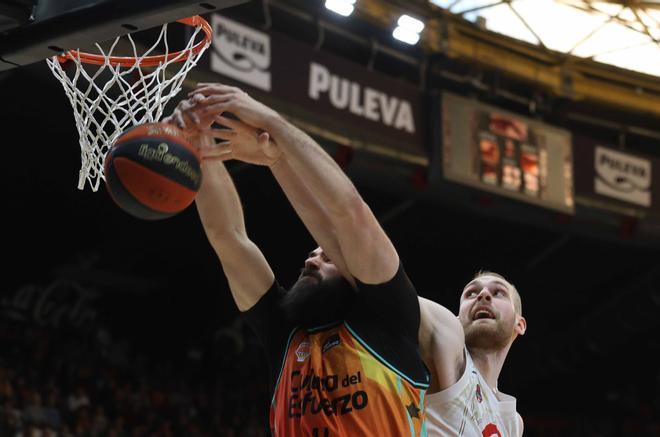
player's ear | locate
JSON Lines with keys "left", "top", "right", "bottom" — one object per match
{"left": 514, "top": 315, "right": 526, "bottom": 336}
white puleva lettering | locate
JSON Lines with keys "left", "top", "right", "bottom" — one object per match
{"left": 307, "top": 62, "right": 416, "bottom": 133}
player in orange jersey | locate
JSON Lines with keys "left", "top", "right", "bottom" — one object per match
{"left": 167, "top": 84, "right": 430, "bottom": 436}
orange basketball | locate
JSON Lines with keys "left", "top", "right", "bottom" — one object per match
{"left": 104, "top": 122, "right": 202, "bottom": 220}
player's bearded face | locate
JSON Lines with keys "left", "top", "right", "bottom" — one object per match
{"left": 459, "top": 277, "right": 519, "bottom": 351}
{"left": 281, "top": 271, "right": 355, "bottom": 327}
{"left": 462, "top": 310, "right": 516, "bottom": 351}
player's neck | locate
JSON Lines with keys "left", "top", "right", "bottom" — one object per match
{"left": 468, "top": 344, "right": 510, "bottom": 392}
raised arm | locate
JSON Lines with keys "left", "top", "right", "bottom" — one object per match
{"left": 191, "top": 84, "right": 398, "bottom": 285}
{"left": 163, "top": 100, "right": 275, "bottom": 311}
{"left": 186, "top": 113, "right": 354, "bottom": 285}
{"left": 269, "top": 158, "right": 353, "bottom": 283}
{"left": 267, "top": 120, "right": 398, "bottom": 285}
{"left": 418, "top": 297, "right": 466, "bottom": 393}
{"left": 195, "top": 152, "right": 274, "bottom": 311}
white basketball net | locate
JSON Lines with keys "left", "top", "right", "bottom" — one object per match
{"left": 47, "top": 22, "right": 210, "bottom": 191}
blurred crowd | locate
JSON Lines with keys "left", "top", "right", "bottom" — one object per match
{"left": 0, "top": 316, "right": 269, "bottom": 437}
{"left": 1, "top": 310, "right": 658, "bottom": 436}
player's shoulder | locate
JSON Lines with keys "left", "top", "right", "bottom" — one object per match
{"left": 516, "top": 412, "right": 524, "bottom": 435}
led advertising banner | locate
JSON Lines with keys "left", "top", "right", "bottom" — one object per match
{"left": 442, "top": 92, "right": 574, "bottom": 213}
{"left": 202, "top": 14, "right": 427, "bottom": 165}
{"left": 574, "top": 136, "right": 659, "bottom": 215}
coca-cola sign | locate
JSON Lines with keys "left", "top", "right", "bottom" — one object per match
{"left": 1, "top": 279, "right": 97, "bottom": 328}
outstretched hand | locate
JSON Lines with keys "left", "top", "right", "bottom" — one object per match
{"left": 163, "top": 92, "right": 282, "bottom": 166}
{"left": 188, "top": 83, "right": 281, "bottom": 133}
{"left": 162, "top": 93, "right": 212, "bottom": 133}
{"left": 203, "top": 115, "right": 282, "bottom": 166}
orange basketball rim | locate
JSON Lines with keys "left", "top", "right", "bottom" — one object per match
{"left": 56, "top": 15, "right": 212, "bottom": 67}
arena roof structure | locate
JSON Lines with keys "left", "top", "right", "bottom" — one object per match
{"left": 431, "top": 0, "right": 660, "bottom": 77}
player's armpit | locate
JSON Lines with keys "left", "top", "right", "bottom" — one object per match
{"left": 418, "top": 297, "right": 466, "bottom": 394}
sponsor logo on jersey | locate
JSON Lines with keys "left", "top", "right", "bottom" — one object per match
{"left": 295, "top": 341, "right": 311, "bottom": 362}
{"left": 482, "top": 423, "right": 502, "bottom": 437}
{"left": 476, "top": 383, "right": 483, "bottom": 403}
{"left": 322, "top": 334, "right": 340, "bottom": 353}
{"left": 288, "top": 370, "right": 368, "bottom": 417}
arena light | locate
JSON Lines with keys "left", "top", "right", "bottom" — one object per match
{"left": 393, "top": 14, "right": 425, "bottom": 45}
{"left": 325, "top": 0, "right": 356, "bottom": 17}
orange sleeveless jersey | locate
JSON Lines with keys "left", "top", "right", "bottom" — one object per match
{"left": 269, "top": 323, "right": 429, "bottom": 437}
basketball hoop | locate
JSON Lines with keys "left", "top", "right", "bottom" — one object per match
{"left": 47, "top": 16, "right": 212, "bottom": 191}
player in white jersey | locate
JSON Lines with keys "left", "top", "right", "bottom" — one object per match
{"left": 418, "top": 272, "right": 526, "bottom": 436}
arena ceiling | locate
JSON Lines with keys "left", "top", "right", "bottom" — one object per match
{"left": 431, "top": 0, "right": 660, "bottom": 77}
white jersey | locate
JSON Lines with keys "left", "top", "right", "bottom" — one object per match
{"left": 426, "top": 349, "right": 523, "bottom": 436}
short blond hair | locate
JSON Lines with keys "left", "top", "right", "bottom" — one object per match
{"left": 473, "top": 270, "right": 522, "bottom": 316}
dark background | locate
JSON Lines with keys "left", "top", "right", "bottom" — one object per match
{"left": 1, "top": 0, "right": 660, "bottom": 435}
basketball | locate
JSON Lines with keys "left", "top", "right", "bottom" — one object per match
{"left": 104, "top": 122, "right": 202, "bottom": 220}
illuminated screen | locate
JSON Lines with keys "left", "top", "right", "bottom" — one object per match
{"left": 442, "top": 92, "right": 574, "bottom": 213}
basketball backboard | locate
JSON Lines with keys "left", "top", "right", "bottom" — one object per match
{"left": 0, "top": 0, "right": 247, "bottom": 71}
